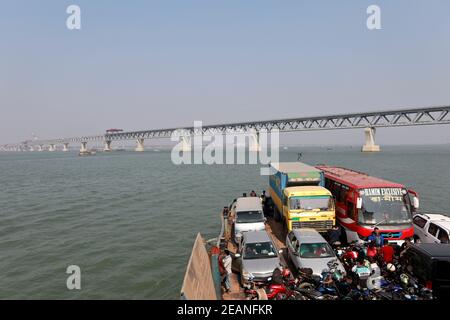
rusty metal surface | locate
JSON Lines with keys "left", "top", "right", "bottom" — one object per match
{"left": 180, "top": 233, "right": 218, "bottom": 300}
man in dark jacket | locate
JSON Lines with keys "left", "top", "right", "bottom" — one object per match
{"left": 327, "top": 225, "right": 341, "bottom": 246}
{"left": 367, "top": 227, "right": 384, "bottom": 248}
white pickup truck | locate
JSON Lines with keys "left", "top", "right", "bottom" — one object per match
{"left": 412, "top": 213, "right": 450, "bottom": 244}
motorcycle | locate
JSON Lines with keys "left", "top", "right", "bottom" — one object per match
{"left": 341, "top": 242, "right": 366, "bottom": 271}
{"left": 244, "top": 271, "right": 306, "bottom": 300}
{"left": 294, "top": 260, "right": 344, "bottom": 300}
{"left": 350, "top": 260, "right": 371, "bottom": 289}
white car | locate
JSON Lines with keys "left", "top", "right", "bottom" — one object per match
{"left": 412, "top": 213, "right": 450, "bottom": 244}
{"left": 231, "top": 197, "right": 266, "bottom": 245}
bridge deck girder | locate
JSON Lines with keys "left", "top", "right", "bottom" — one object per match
{"left": 3, "top": 105, "right": 450, "bottom": 148}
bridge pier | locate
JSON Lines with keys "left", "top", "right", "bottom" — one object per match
{"left": 362, "top": 127, "right": 380, "bottom": 152}
{"left": 181, "top": 136, "right": 192, "bottom": 152}
{"left": 135, "top": 138, "right": 145, "bottom": 152}
{"left": 249, "top": 132, "right": 261, "bottom": 152}
{"left": 38, "top": 145, "right": 44, "bottom": 152}
{"left": 80, "top": 141, "right": 88, "bottom": 153}
{"left": 49, "top": 144, "right": 56, "bottom": 152}
{"left": 62, "top": 143, "right": 69, "bottom": 152}
{"left": 104, "top": 140, "right": 112, "bottom": 152}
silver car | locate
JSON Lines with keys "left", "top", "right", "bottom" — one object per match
{"left": 286, "top": 228, "right": 345, "bottom": 276}
{"left": 235, "top": 230, "right": 282, "bottom": 286}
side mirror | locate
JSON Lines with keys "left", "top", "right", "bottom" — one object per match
{"left": 413, "top": 196, "right": 419, "bottom": 210}
{"left": 356, "top": 197, "right": 363, "bottom": 209}
{"left": 408, "top": 190, "right": 419, "bottom": 210}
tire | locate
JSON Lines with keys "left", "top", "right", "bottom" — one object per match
{"left": 275, "top": 293, "right": 287, "bottom": 300}
{"left": 340, "top": 226, "right": 348, "bottom": 245}
{"left": 298, "top": 282, "right": 314, "bottom": 290}
{"left": 290, "top": 292, "right": 307, "bottom": 300}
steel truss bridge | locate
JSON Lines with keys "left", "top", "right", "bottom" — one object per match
{"left": 1, "top": 105, "right": 450, "bottom": 152}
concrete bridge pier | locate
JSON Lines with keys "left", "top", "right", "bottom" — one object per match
{"left": 38, "top": 145, "right": 44, "bottom": 152}
{"left": 181, "top": 136, "right": 192, "bottom": 152}
{"left": 135, "top": 138, "right": 145, "bottom": 152}
{"left": 80, "top": 141, "right": 88, "bottom": 153}
{"left": 249, "top": 132, "right": 261, "bottom": 152}
{"left": 49, "top": 144, "right": 56, "bottom": 152}
{"left": 62, "top": 143, "right": 69, "bottom": 152}
{"left": 104, "top": 140, "right": 112, "bottom": 152}
{"left": 29, "top": 146, "right": 34, "bottom": 152}
{"left": 362, "top": 127, "right": 380, "bottom": 152}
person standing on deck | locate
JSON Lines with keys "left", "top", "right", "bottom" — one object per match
{"left": 381, "top": 239, "right": 394, "bottom": 264}
{"left": 260, "top": 190, "right": 266, "bottom": 205}
{"left": 222, "top": 250, "right": 232, "bottom": 293}
{"left": 368, "top": 227, "right": 384, "bottom": 248}
{"left": 327, "top": 225, "right": 341, "bottom": 247}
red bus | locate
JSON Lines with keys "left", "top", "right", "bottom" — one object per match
{"left": 106, "top": 129, "right": 123, "bottom": 133}
{"left": 316, "top": 166, "right": 420, "bottom": 244}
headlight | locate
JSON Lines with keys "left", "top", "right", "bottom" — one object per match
{"left": 242, "top": 269, "right": 252, "bottom": 280}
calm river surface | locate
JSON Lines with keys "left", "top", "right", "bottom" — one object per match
{"left": 1, "top": 145, "right": 449, "bottom": 299}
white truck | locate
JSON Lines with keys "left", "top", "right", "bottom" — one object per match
{"left": 412, "top": 213, "right": 450, "bottom": 244}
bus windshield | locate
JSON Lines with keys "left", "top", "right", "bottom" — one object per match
{"left": 359, "top": 188, "right": 412, "bottom": 225}
{"left": 289, "top": 196, "right": 333, "bottom": 211}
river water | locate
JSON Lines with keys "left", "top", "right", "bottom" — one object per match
{"left": 1, "top": 145, "right": 449, "bottom": 299}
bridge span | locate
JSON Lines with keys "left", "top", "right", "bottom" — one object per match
{"left": 1, "top": 105, "right": 450, "bottom": 153}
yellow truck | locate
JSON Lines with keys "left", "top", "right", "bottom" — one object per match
{"left": 268, "top": 162, "right": 335, "bottom": 232}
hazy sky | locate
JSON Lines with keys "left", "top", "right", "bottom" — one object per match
{"left": 1, "top": 0, "right": 450, "bottom": 145}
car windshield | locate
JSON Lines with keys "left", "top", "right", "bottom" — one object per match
{"left": 236, "top": 211, "right": 264, "bottom": 223}
{"left": 299, "top": 243, "right": 335, "bottom": 258}
{"left": 359, "top": 188, "right": 412, "bottom": 225}
{"left": 243, "top": 241, "right": 278, "bottom": 259}
{"left": 289, "top": 196, "right": 332, "bottom": 211}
